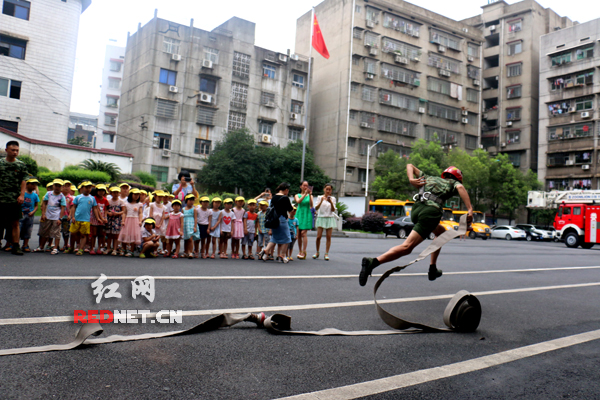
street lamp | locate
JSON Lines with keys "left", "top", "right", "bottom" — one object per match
{"left": 365, "top": 140, "right": 383, "bottom": 209}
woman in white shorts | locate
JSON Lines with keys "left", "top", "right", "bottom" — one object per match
{"left": 313, "top": 183, "right": 336, "bottom": 261}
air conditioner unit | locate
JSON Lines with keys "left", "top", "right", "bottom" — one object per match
{"left": 361, "top": 182, "right": 367, "bottom": 189}
{"left": 462, "top": 118, "right": 469, "bottom": 124}
{"left": 413, "top": 31, "right": 419, "bottom": 38}
{"left": 473, "top": 79, "right": 480, "bottom": 86}
{"left": 360, "top": 122, "right": 371, "bottom": 128}
{"left": 467, "top": 56, "right": 474, "bottom": 62}
{"left": 152, "top": 137, "right": 160, "bottom": 148}
{"left": 278, "top": 54, "right": 288, "bottom": 62}
{"left": 507, "top": 121, "right": 513, "bottom": 127}
{"left": 581, "top": 111, "right": 590, "bottom": 118}
{"left": 291, "top": 113, "right": 298, "bottom": 120}
{"left": 290, "top": 54, "right": 299, "bottom": 61}
{"left": 490, "top": 25, "right": 496, "bottom": 31}
{"left": 171, "top": 54, "right": 182, "bottom": 61}
{"left": 265, "top": 101, "right": 275, "bottom": 108}
{"left": 582, "top": 165, "right": 590, "bottom": 170}
{"left": 169, "top": 86, "right": 178, "bottom": 93}
{"left": 366, "top": 20, "right": 375, "bottom": 29}
{"left": 413, "top": 57, "right": 420, "bottom": 62}
{"left": 395, "top": 55, "right": 409, "bottom": 64}
{"left": 439, "top": 69, "right": 451, "bottom": 77}
{"left": 369, "top": 48, "right": 378, "bottom": 56}
{"left": 462, "top": 110, "right": 469, "bottom": 116}
{"left": 438, "top": 45, "right": 446, "bottom": 53}
{"left": 162, "top": 149, "right": 171, "bottom": 158}
{"left": 501, "top": 142, "right": 506, "bottom": 147}
{"left": 566, "top": 160, "right": 574, "bottom": 165}
{"left": 366, "top": 73, "right": 375, "bottom": 80}
{"left": 261, "top": 134, "right": 271, "bottom": 144}
{"left": 568, "top": 107, "right": 576, "bottom": 113}
{"left": 202, "top": 59, "right": 213, "bottom": 69}
{"left": 418, "top": 107, "right": 425, "bottom": 114}
{"left": 199, "top": 92, "right": 212, "bottom": 103}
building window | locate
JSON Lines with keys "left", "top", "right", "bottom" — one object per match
{"left": 352, "top": 56, "right": 360, "bottom": 66}
{"left": 0, "top": 119, "right": 18, "bottom": 132}
{"left": 106, "top": 96, "right": 118, "bottom": 107}
{"left": 378, "top": 116, "right": 418, "bottom": 137}
{"left": 289, "top": 127, "right": 302, "bottom": 141}
{"left": 108, "top": 78, "right": 120, "bottom": 89}
{"left": 151, "top": 165, "right": 169, "bottom": 183}
{"left": 196, "top": 107, "right": 216, "bottom": 126}
{"left": 230, "top": 82, "right": 248, "bottom": 109}
{"left": 379, "top": 90, "right": 418, "bottom": 111}
{"left": 102, "top": 133, "right": 114, "bottom": 143}
{"left": 203, "top": 47, "right": 219, "bottom": 64}
{"left": 467, "top": 112, "right": 478, "bottom": 125}
{"left": 153, "top": 133, "right": 171, "bottom": 149}
{"left": 507, "top": 131, "right": 520, "bottom": 144}
{"left": 364, "top": 58, "right": 377, "bottom": 74}
{"left": 381, "top": 63, "right": 421, "bottom": 86}
{"left": 506, "top": 108, "right": 521, "bottom": 121}
{"left": 467, "top": 44, "right": 479, "bottom": 58}
{"left": 427, "top": 103, "right": 460, "bottom": 121}
{"left": 507, "top": 63, "right": 522, "bottom": 77}
{"left": 364, "top": 32, "right": 379, "bottom": 48}
{"left": 424, "top": 126, "right": 460, "bottom": 145}
{"left": 261, "top": 92, "right": 275, "bottom": 105}
{"left": 0, "top": 34, "right": 27, "bottom": 59}
{"left": 258, "top": 121, "right": 273, "bottom": 135}
{"left": 427, "top": 77, "right": 451, "bottom": 96}
{"left": 159, "top": 68, "right": 177, "bottom": 85}
{"left": 346, "top": 167, "right": 354, "bottom": 176}
{"left": 163, "top": 37, "right": 180, "bottom": 54}
{"left": 228, "top": 111, "right": 246, "bottom": 132}
{"left": 361, "top": 112, "right": 376, "bottom": 127}
{"left": 109, "top": 61, "right": 121, "bottom": 72}
{"left": 194, "top": 139, "right": 211, "bottom": 155}
{"left": 366, "top": 7, "right": 379, "bottom": 23}
{"left": 233, "top": 51, "right": 251, "bottom": 79}
{"left": 575, "top": 96, "right": 593, "bottom": 111}
{"left": 358, "top": 169, "right": 367, "bottom": 183}
{"left": 465, "top": 135, "right": 478, "bottom": 149}
{"left": 507, "top": 41, "right": 522, "bottom": 56}
{"left": 199, "top": 77, "right": 217, "bottom": 94}
{"left": 467, "top": 88, "right": 478, "bottom": 103}
{"left": 381, "top": 37, "right": 421, "bottom": 60}
{"left": 430, "top": 29, "right": 461, "bottom": 51}
{"left": 292, "top": 74, "right": 305, "bottom": 88}
{"left": 355, "top": 5, "right": 361, "bottom": 13}
{"left": 362, "top": 85, "right": 377, "bottom": 102}
{"left": 348, "top": 137, "right": 356, "bottom": 147}
{"left": 2, "top": 0, "right": 30, "bottom": 20}
{"left": 155, "top": 99, "right": 178, "bottom": 119}
{"left": 467, "top": 65, "right": 481, "bottom": 80}
{"left": 551, "top": 53, "right": 571, "bottom": 66}
{"left": 351, "top": 82, "right": 359, "bottom": 93}
{"left": 508, "top": 153, "right": 521, "bottom": 167}
{"left": 548, "top": 122, "right": 593, "bottom": 141}
{"left": 353, "top": 28, "right": 363, "bottom": 39}
{"left": 263, "top": 64, "right": 276, "bottom": 79}
{"left": 576, "top": 47, "right": 594, "bottom": 60}
{"left": 427, "top": 54, "right": 460, "bottom": 74}
{"left": 507, "top": 85, "right": 521, "bottom": 99}
{"left": 508, "top": 19, "right": 522, "bottom": 32}
{"left": 291, "top": 100, "right": 303, "bottom": 114}
{"left": 104, "top": 115, "right": 117, "bottom": 126}
{"left": 349, "top": 110, "right": 357, "bottom": 121}
{"left": 382, "top": 13, "right": 420, "bottom": 37}
{"left": 0, "top": 77, "right": 21, "bottom": 99}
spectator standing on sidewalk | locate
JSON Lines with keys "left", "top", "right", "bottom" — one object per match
{"left": 294, "top": 181, "right": 313, "bottom": 260}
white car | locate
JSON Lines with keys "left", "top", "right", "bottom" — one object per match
{"left": 491, "top": 225, "right": 527, "bottom": 240}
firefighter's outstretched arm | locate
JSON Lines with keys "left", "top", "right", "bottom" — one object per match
{"left": 457, "top": 185, "right": 474, "bottom": 224}
{"left": 407, "top": 164, "right": 425, "bottom": 188}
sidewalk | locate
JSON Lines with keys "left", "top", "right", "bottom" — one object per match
{"left": 305, "top": 230, "right": 385, "bottom": 239}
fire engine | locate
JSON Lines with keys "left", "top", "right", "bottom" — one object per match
{"left": 527, "top": 190, "right": 600, "bottom": 249}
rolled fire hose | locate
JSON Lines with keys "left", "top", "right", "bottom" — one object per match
{"left": 0, "top": 214, "right": 481, "bottom": 356}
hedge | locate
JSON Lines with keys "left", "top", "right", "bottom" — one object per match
{"left": 133, "top": 171, "right": 157, "bottom": 187}
{"left": 38, "top": 170, "right": 112, "bottom": 186}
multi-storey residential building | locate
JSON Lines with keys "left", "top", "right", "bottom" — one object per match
{"left": 295, "top": 0, "right": 484, "bottom": 196}
{"left": 68, "top": 112, "right": 99, "bottom": 147}
{"left": 538, "top": 18, "right": 599, "bottom": 191}
{"left": 98, "top": 44, "right": 125, "bottom": 150}
{"left": 117, "top": 15, "right": 311, "bottom": 184}
{"left": 462, "top": 0, "right": 573, "bottom": 173}
{"left": 0, "top": 0, "right": 90, "bottom": 142}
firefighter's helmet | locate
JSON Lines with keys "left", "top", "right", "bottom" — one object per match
{"left": 442, "top": 166, "right": 463, "bottom": 183}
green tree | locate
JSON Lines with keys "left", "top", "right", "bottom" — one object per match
{"left": 68, "top": 137, "right": 91, "bottom": 147}
{"left": 407, "top": 138, "right": 445, "bottom": 176}
{"left": 446, "top": 148, "right": 490, "bottom": 211}
{"left": 79, "top": 160, "right": 122, "bottom": 181}
{"left": 133, "top": 171, "right": 157, "bottom": 187}
{"left": 371, "top": 150, "right": 413, "bottom": 200}
{"left": 17, "top": 154, "right": 38, "bottom": 177}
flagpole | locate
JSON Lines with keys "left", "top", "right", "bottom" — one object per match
{"left": 300, "top": 7, "right": 315, "bottom": 184}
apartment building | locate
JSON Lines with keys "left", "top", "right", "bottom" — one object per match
{"left": 295, "top": 0, "right": 484, "bottom": 196}
{"left": 68, "top": 112, "right": 99, "bottom": 147}
{"left": 538, "top": 18, "right": 599, "bottom": 191}
{"left": 462, "top": 0, "right": 573, "bottom": 173}
{"left": 98, "top": 44, "right": 125, "bottom": 150}
{"left": 0, "top": 0, "right": 90, "bottom": 142}
{"left": 117, "top": 14, "right": 310, "bottom": 184}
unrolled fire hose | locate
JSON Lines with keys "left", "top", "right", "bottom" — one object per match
{"left": 0, "top": 214, "right": 481, "bottom": 356}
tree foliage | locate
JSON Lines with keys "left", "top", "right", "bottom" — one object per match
{"left": 17, "top": 154, "right": 38, "bottom": 177}
{"left": 133, "top": 171, "right": 157, "bottom": 188}
{"left": 68, "top": 137, "right": 91, "bottom": 147}
{"left": 79, "top": 160, "right": 122, "bottom": 181}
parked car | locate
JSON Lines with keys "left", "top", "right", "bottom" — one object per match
{"left": 516, "top": 224, "right": 555, "bottom": 241}
{"left": 384, "top": 217, "right": 435, "bottom": 240}
{"left": 490, "top": 225, "right": 527, "bottom": 240}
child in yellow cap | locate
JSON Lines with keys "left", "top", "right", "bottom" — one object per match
{"left": 182, "top": 194, "right": 200, "bottom": 259}
{"left": 89, "top": 185, "right": 109, "bottom": 255}
{"left": 118, "top": 189, "right": 143, "bottom": 257}
{"left": 219, "top": 199, "right": 236, "bottom": 258}
{"left": 149, "top": 191, "right": 168, "bottom": 255}
{"left": 242, "top": 199, "right": 258, "bottom": 259}
{"left": 20, "top": 179, "right": 40, "bottom": 252}
{"left": 140, "top": 218, "right": 160, "bottom": 258}
{"left": 60, "top": 180, "right": 75, "bottom": 252}
{"left": 230, "top": 196, "right": 246, "bottom": 259}
{"left": 68, "top": 182, "right": 102, "bottom": 256}
{"left": 196, "top": 196, "right": 211, "bottom": 258}
{"left": 37, "top": 180, "right": 66, "bottom": 254}
{"left": 207, "top": 197, "right": 222, "bottom": 258}
{"left": 165, "top": 200, "right": 183, "bottom": 258}
{"left": 106, "top": 187, "right": 125, "bottom": 256}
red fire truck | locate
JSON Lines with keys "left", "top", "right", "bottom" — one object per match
{"left": 527, "top": 190, "right": 600, "bottom": 249}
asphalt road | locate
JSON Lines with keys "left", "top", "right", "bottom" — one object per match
{"left": 0, "top": 236, "right": 599, "bottom": 400}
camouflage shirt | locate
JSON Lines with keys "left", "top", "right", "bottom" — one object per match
{"left": 0, "top": 158, "right": 29, "bottom": 204}
{"left": 416, "top": 170, "right": 462, "bottom": 209}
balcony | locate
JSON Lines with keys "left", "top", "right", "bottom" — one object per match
{"left": 482, "top": 88, "right": 499, "bottom": 100}
{"left": 483, "top": 66, "right": 500, "bottom": 78}
{"left": 483, "top": 46, "right": 499, "bottom": 59}
{"left": 483, "top": 109, "right": 498, "bottom": 121}
{"left": 548, "top": 139, "right": 594, "bottom": 154}
{"left": 547, "top": 84, "right": 596, "bottom": 103}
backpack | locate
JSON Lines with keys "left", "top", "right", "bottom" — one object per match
{"left": 264, "top": 199, "right": 280, "bottom": 229}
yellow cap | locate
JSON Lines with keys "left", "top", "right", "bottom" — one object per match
{"left": 224, "top": 198, "right": 233, "bottom": 203}
{"left": 95, "top": 184, "right": 107, "bottom": 191}
{"left": 130, "top": 188, "right": 141, "bottom": 194}
{"left": 140, "top": 190, "right": 148, "bottom": 195}
{"left": 200, "top": 196, "right": 210, "bottom": 202}
{"left": 292, "top": 206, "right": 297, "bottom": 210}
{"left": 52, "top": 179, "right": 64, "bottom": 185}
{"left": 109, "top": 186, "right": 120, "bottom": 192}
{"left": 155, "top": 191, "right": 165, "bottom": 196}
{"left": 81, "top": 181, "right": 94, "bottom": 187}
{"left": 259, "top": 200, "right": 268, "bottom": 206}
{"left": 46, "top": 182, "right": 53, "bottom": 188}
{"left": 235, "top": 196, "right": 245, "bottom": 202}
{"left": 171, "top": 199, "right": 182, "bottom": 206}
{"left": 143, "top": 218, "right": 156, "bottom": 225}
{"left": 247, "top": 199, "right": 257, "bottom": 204}
{"left": 119, "top": 183, "right": 130, "bottom": 188}
{"left": 63, "top": 180, "right": 72, "bottom": 185}
{"left": 169, "top": 194, "right": 175, "bottom": 198}
{"left": 26, "top": 178, "right": 40, "bottom": 184}
{"left": 184, "top": 193, "right": 195, "bottom": 200}
{"left": 212, "top": 197, "right": 222, "bottom": 203}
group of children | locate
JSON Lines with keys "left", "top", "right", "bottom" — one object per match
{"left": 17, "top": 179, "right": 301, "bottom": 260}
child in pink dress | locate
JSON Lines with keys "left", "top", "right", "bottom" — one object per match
{"left": 118, "top": 189, "right": 143, "bottom": 257}
{"left": 165, "top": 200, "right": 183, "bottom": 258}
{"left": 231, "top": 197, "right": 247, "bottom": 259}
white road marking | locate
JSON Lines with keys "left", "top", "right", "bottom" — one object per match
{"left": 0, "top": 265, "right": 599, "bottom": 280}
{"left": 1, "top": 281, "right": 599, "bottom": 326}
{"left": 275, "top": 328, "right": 600, "bottom": 400}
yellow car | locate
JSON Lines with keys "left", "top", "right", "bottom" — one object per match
{"left": 440, "top": 208, "right": 459, "bottom": 232}
{"left": 453, "top": 210, "right": 491, "bottom": 240}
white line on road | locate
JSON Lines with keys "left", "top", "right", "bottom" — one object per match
{"left": 0, "top": 265, "right": 599, "bottom": 280}
{"left": 274, "top": 328, "right": 600, "bottom": 400}
{"left": 1, "top": 281, "right": 599, "bottom": 326}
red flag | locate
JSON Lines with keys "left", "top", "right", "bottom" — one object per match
{"left": 312, "top": 14, "right": 330, "bottom": 59}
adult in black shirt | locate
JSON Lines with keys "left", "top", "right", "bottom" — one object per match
{"left": 259, "top": 182, "right": 293, "bottom": 263}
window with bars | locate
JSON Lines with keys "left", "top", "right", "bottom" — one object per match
{"left": 203, "top": 47, "right": 219, "bottom": 64}
{"left": 576, "top": 47, "right": 594, "bottom": 60}
{"left": 291, "top": 100, "right": 303, "bottom": 114}
{"left": 196, "top": 107, "right": 216, "bottom": 126}
{"left": 507, "top": 41, "right": 522, "bottom": 56}
{"left": 348, "top": 137, "right": 356, "bottom": 147}
{"left": 261, "top": 92, "right": 275, "bottom": 105}
{"left": 289, "top": 127, "right": 303, "bottom": 141}
{"left": 428, "top": 54, "right": 460, "bottom": 74}
{"left": 465, "top": 135, "right": 478, "bottom": 149}
{"left": 382, "top": 13, "right": 420, "bottom": 37}
{"left": 507, "top": 63, "right": 522, "bottom": 77}
{"left": 104, "top": 115, "right": 117, "bottom": 126}
{"left": 467, "top": 113, "right": 478, "bottom": 125}
{"left": 151, "top": 166, "right": 169, "bottom": 183}
{"left": 547, "top": 152, "right": 569, "bottom": 166}
{"left": 228, "top": 111, "right": 246, "bottom": 131}
{"left": 364, "top": 32, "right": 379, "bottom": 48}
{"left": 430, "top": 30, "right": 461, "bottom": 51}
{"left": 156, "top": 99, "right": 178, "bottom": 119}
{"left": 353, "top": 28, "right": 363, "bottom": 39}
{"left": 508, "top": 153, "right": 521, "bottom": 167}
{"left": 508, "top": 20, "right": 522, "bottom": 32}
{"left": 108, "top": 78, "right": 120, "bottom": 89}
{"left": 548, "top": 122, "right": 593, "bottom": 141}
{"left": 551, "top": 52, "right": 571, "bottom": 67}
{"left": 427, "top": 77, "right": 451, "bottom": 96}
{"left": 427, "top": 103, "right": 460, "bottom": 121}
{"left": 507, "top": 85, "right": 521, "bottom": 99}
{"left": 364, "top": 58, "right": 377, "bottom": 74}
{"left": 361, "top": 112, "right": 376, "bottom": 127}
{"left": 506, "top": 108, "right": 521, "bottom": 121}
{"left": 467, "top": 44, "right": 479, "bottom": 58}
{"left": 194, "top": 139, "right": 211, "bottom": 155}
{"left": 153, "top": 133, "right": 171, "bottom": 149}
{"left": 380, "top": 63, "right": 420, "bottom": 86}
{"left": 263, "top": 64, "right": 276, "bottom": 79}
{"left": 106, "top": 96, "right": 118, "bottom": 107}
{"left": 258, "top": 121, "right": 273, "bottom": 135}
{"left": 377, "top": 116, "right": 417, "bottom": 137}
{"left": 232, "top": 52, "right": 251, "bottom": 79}
{"left": 424, "top": 126, "right": 460, "bottom": 144}
{"left": 575, "top": 96, "right": 593, "bottom": 111}
{"left": 163, "top": 37, "right": 180, "bottom": 54}
{"left": 109, "top": 61, "right": 121, "bottom": 72}
{"left": 381, "top": 38, "right": 420, "bottom": 60}
{"left": 362, "top": 86, "right": 377, "bottom": 102}
{"left": 507, "top": 131, "right": 520, "bottom": 144}
{"left": 467, "top": 88, "right": 478, "bottom": 103}
{"left": 352, "top": 56, "right": 360, "bottom": 66}
{"left": 351, "top": 82, "right": 359, "bottom": 93}
{"left": 467, "top": 65, "right": 480, "bottom": 79}
{"left": 349, "top": 110, "right": 357, "bottom": 121}
{"left": 230, "top": 82, "right": 248, "bottom": 109}
{"left": 379, "top": 90, "right": 418, "bottom": 111}
{"left": 366, "top": 7, "right": 379, "bottom": 23}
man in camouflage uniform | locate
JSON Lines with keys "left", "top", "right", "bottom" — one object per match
{"left": 359, "top": 164, "right": 473, "bottom": 286}
{"left": 0, "top": 141, "right": 30, "bottom": 255}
